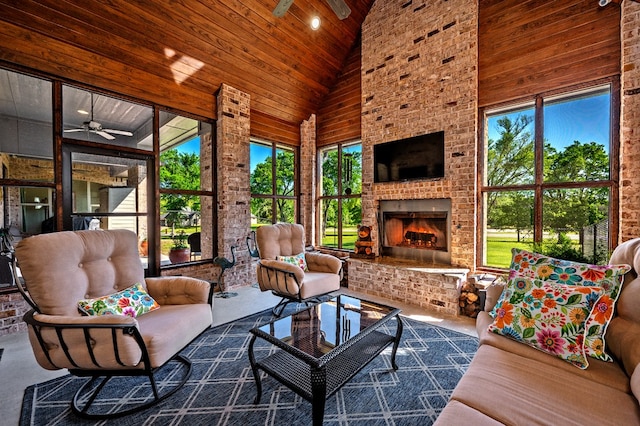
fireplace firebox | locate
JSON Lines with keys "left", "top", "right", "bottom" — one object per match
{"left": 378, "top": 199, "right": 451, "bottom": 264}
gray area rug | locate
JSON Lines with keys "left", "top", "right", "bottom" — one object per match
{"left": 21, "top": 305, "right": 477, "bottom": 425}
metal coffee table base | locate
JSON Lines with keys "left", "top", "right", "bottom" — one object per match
{"left": 248, "top": 315, "right": 403, "bottom": 425}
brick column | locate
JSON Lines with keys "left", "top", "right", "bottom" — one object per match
{"left": 216, "top": 84, "right": 252, "bottom": 290}
{"left": 300, "top": 114, "right": 317, "bottom": 245}
{"left": 620, "top": 1, "right": 640, "bottom": 241}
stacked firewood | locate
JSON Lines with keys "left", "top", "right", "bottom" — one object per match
{"left": 459, "top": 278, "right": 481, "bottom": 318}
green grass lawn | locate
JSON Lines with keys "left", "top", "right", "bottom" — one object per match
{"left": 485, "top": 238, "right": 534, "bottom": 268}
{"left": 321, "top": 226, "right": 357, "bottom": 249}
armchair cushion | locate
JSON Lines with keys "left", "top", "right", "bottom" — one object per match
{"left": 16, "top": 229, "right": 146, "bottom": 316}
{"left": 306, "top": 251, "right": 342, "bottom": 275}
{"left": 145, "top": 276, "right": 212, "bottom": 305}
{"left": 77, "top": 283, "right": 160, "bottom": 317}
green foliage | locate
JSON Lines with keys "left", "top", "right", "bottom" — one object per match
{"left": 532, "top": 233, "right": 588, "bottom": 263}
{"left": 487, "top": 114, "right": 610, "bottom": 263}
{"left": 487, "top": 191, "right": 533, "bottom": 240}
{"left": 171, "top": 231, "right": 188, "bottom": 249}
{"left": 487, "top": 115, "right": 535, "bottom": 188}
{"left": 319, "top": 148, "right": 363, "bottom": 247}
{"left": 250, "top": 150, "right": 296, "bottom": 223}
{"left": 160, "top": 149, "right": 201, "bottom": 219}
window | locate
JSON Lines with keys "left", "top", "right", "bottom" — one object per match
{"left": 0, "top": 65, "right": 216, "bottom": 284}
{"left": 318, "top": 142, "right": 362, "bottom": 250}
{"left": 481, "top": 84, "right": 617, "bottom": 268}
{"left": 0, "top": 69, "right": 55, "bottom": 290}
{"left": 250, "top": 140, "right": 297, "bottom": 226}
{"left": 159, "top": 111, "right": 215, "bottom": 265}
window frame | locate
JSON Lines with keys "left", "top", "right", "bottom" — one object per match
{"left": 158, "top": 110, "right": 216, "bottom": 269}
{"left": 477, "top": 78, "right": 620, "bottom": 270}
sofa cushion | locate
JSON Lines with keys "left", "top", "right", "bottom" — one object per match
{"left": 477, "top": 311, "right": 631, "bottom": 393}
{"left": 483, "top": 281, "right": 505, "bottom": 313}
{"left": 137, "top": 303, "right": 212, "bottom": 368}
{"left": 434, "top": 400, "right": 504, "bottom": 426}
{"left": 488, "top": 275, "right": 601, "bottom": 369}
{"left": 507, "top": 248, "right": 630, "bottom": 362}
{"left": 77, "top": 283, "right": 160, "bottom": 317}
{"left": 299, "top": 272, "right": 340, "bottom": 299}
{"left": 450, "top": 345, "right": 640, "bottom": 426}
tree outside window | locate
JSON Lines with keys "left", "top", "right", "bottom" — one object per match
{"left": 159, "top": 112, "right": 214, "bottom": 265}
{"left": 482, "top": 84, "right": 615, "bottom": 268}
{"left": 250, "top": 140, "right": 297, "bottom": 227}
{"left": 318, "top": 142, "right": 362, "bottom": 250}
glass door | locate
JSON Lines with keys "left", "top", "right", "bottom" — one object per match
{"left": 62, "top": 144, "right": 155, "bottom": 273}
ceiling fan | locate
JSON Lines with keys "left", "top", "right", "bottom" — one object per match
{"left": 64, "top": 93, "right": 133, "bottom": 140}
{"left": 273, "top": 0, "right": 351, "bottom": 20}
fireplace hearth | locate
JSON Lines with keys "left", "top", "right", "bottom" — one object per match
{"left": 378, "top": 199, "right": 451, "bottom": 264}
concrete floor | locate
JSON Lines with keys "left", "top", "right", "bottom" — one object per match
{"left": 0, "top": 286, "right": 476, "bottom": 425}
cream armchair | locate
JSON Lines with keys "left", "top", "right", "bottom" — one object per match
{"left": 256, "top": 223, "right": 342, "bottom": 316}
{"left": 15, "top": 229, "right": 213, "bottom": 419}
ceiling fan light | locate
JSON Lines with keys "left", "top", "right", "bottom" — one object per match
{"left": 77, "top": 109, "right": 89, "bottom": 115}
{"left": 311, "top": 16, "right": 321, "bottom": 30}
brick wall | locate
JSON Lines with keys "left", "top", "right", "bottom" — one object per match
{"left": 300, "top": 114, "right": 317, "bottom": 245}
{"left": 214, "top": 84, "right": 253, "bottom": 290}
{"left": 361, "top": 0, "right": 478, "bottom": 269}
{"left": 348, "top": 258, "right": 465, "bottom": 316}
{"left": 0, "top": 292, "right": 29, "bottom": 336}
{"left": 620, "top": 1, "right": 640, "bottom": 240}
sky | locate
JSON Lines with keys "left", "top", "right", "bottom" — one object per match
{"left": 487, "top": 91, "right": 611, "bottom": 153}
{"left": 176, "top": 136, "right": 200, "bottom": 155}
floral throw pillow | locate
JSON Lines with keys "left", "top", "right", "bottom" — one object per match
{"left": 488, "top": 275, "right": 602, "bottom": 369}
{"left": 276, "top": 252, "right": 308, "bottom": 271}
{"left": 78, "top": 283, "right": 160, "bottom": 318}
{"left": 508, "top": 248, "right": 631, "bottom": 362}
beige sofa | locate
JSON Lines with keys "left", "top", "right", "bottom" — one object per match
{"left": 435, "top": 238, "right": 640, "bottom": 425}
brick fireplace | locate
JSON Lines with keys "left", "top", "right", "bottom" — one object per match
{"left": 347, "top": 0, "right": 479, "bottom": 315}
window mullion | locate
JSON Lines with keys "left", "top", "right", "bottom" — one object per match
{"left": 533, "top": 95, "right": 544, "bottom": 243}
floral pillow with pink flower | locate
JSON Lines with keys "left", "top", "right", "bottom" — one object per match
{"left": 488, "top": 275, "right": 603, "bottom": 369}
{"left": 508, "top": 248, "right": 631, "bottom": 362}
{"left": 77, "top": 283, "right": 160, "bottom": 318}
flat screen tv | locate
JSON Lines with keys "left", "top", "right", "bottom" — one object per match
{"left": 374, "top": 131, "right": 445, "bottom": 183}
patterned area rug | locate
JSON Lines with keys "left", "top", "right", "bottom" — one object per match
{"left": 21, "top": 306, "right": 477, "bottom": 425}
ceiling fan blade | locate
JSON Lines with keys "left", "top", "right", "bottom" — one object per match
{"left": 103, "top": 129, "right": 133, "bottom": 136}
{"left": 273, "top": 0, "right": 294, "bottom": 17}
{"left": 326, "top": 0, "right": 351, "bottom": 19}
{"left": 64, "top": 129, "right": 85, "bottom": 133}
{"left": 95, "top": 130, "right": 116, "bottom": 140}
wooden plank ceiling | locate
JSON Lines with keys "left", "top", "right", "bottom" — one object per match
{"left": 0, "top": 0, "right": 374, "bottom": 125}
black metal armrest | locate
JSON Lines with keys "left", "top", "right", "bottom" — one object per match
{"left": 257, "top": 260, "right": 303, "bottom": 296}
{"left": 24, "top": 310, "right": 149, "bottom": 371}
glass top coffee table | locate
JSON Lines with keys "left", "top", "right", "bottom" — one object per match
{"left": 248, "top": 294, "right": 403, "bottom": 426}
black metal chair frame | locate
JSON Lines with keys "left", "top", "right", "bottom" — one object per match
{"left": 258, "top": 261, "right": 327, "bottom": 317}
{"left": 188, "top": 232, "right": 202, "bottom": 261}
{"left": 15, "top": 260, "right": 213, "bottom": 419}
